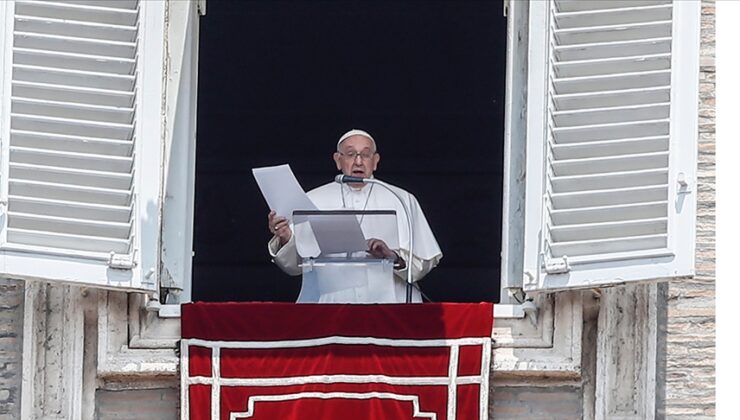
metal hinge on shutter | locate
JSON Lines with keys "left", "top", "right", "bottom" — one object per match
{"left": 677, "top": 172, "right": 692, "bottom": 195}
{"left": 544, "top": 255, "right": 571, "bottom": 274}
{"left": 107, "top": 251, "right": 137, "bottom": 270}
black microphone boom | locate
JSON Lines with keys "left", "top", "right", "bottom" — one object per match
{"left": 334, "top": 174, "right": 367, "bottom": 184}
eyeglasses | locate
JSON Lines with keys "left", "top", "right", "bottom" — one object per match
{"left": 339, "top": 151, "right": 375, "bottom": 161}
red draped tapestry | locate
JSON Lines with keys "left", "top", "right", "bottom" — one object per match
{"left": 181, "top": 303, "right": 494, "bottom": 420}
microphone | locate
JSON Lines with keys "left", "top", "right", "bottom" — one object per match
{"left": 334, "top": 174, "right": 367, "bottom": 184}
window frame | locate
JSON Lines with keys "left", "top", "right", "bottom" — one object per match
{"left": 101, "top": 0, "right": 582, "bottom": 383}
{"left": 153, "top": 0, "right": 701, "bottom": 309}
{"left": 158, "top": 0, "right": 201, "bottom": 307}
{"left": 154, "top": 0, "right": 532, "bottom": 309}
{"left": 499, "top": 0, "right": 529, "bottom": 303}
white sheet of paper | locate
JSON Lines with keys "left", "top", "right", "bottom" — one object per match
{"left": 309, "top": 214, "right": 368, "bottom": 255}
{"left": 252, "top": 164, "right": 317, "bottom": 221}
{"left": 294, "top": 213, "right": 369, "bottom": 257}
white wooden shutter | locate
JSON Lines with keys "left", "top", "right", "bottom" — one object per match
{"left": 0, "top": 0, "right": 164, "bottom": 291}
{"left": 522, "top": 0, "right": 700, "bottom": 292}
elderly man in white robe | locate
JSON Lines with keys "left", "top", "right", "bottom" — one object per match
{"left": 267, "top": 129, "right": 443, "bottom": 303}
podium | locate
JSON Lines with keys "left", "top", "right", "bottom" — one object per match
{"left": 181, "top": 302, "right": 494, "bottom": 420}
{"left": 293, "top": 210, "right": 408, "bottom": 303}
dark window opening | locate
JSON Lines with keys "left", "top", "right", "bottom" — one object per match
{"left": 193, "top": 0, "right": 507, "bottom": 303}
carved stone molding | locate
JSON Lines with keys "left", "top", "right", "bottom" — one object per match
{"left": 97, "top": 291, "right": 177, "bottom": 379}
{"left": 595, "top": 283, "right": 658, "bottom": 420}
{"left": 493, "top": 291, "right": 583, "bottom": 378}
{"left": 128, "top": 293, "right": 181, "bottom": 349}
{"left": 494, "top": 293, "right": 554, "bottom": 349}
{"left": 21, "top": 282, "right": 87, "bottom": 420}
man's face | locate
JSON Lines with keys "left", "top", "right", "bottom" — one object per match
{"left": 333, "top": 135, "right": 380, "bottom": 179}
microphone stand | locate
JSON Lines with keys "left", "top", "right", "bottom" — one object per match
{"left": 337, "top": 176, "right": 415, "bottom": 303}
{"left": 365, "top": 179, "right": 414, "bottom": 304}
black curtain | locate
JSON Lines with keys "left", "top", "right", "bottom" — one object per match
{"left": 193, "top": 0, "right": 507, "bottom": 303}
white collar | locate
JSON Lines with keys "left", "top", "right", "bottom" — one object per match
{"left": 343, "top": 184, "right": 370, "bottom": 196}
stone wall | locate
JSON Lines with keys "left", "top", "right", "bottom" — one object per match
{"left": 661, "top": 0, "right": 716, "bottom": 418}
{"left": 0, "top": 279, "right": 23, "bottom": 420}
{"left": 491, "top": 385, "right": 583, "bottom": 419}
{"left": 95, "top": 388, "right": 178, "bottom": 420}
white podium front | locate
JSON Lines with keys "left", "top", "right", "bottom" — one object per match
{"left": 293, "top": 210, "right": 399, "bottom": 303}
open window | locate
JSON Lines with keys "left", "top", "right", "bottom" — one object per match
{"left": 191, "top": 1, "right": 507, "bottom": 304}
{"left": 0, "top": 0, "right": 165, "bottom": 292}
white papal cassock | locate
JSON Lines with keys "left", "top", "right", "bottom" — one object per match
{"left": 268, "top": 180, "right": 443, "bottom": 303}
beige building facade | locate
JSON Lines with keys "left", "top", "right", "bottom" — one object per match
{"left": 0, "top": 0, "right": 715, "bottom": 419}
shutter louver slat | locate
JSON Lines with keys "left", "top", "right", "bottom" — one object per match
{"left": 14, "top": 15, "right": 137, "bottom": 42}
{"left": 550, "top": 218, "right": 667, "bottom": 243}
{"left": 551, "top": 169, "right": 668, "bottom": 192}
{"left": 11, "top": 114, "right": 134, "bottom": 140}
{"left": 551, "top": 152, "right": 669, "bottom": 176}
{"left": 554, "top": 21, "right": 672, "bottom": 45}
{"left": 14, "top": 48, "right": 136, "bottom": 74}
{"left": 558, "top": 4, "right": 671, "bottom": 28}
{"left": 550, "top": 201, "right": 668, "bottom": 225}
{"left": 555, "top": 37, "right": 671, "bottom": 61}
{"left": 7, "top": 0, "right": 140, "bottom": 255}
{"left": 13, "top": 64, "right": 136, "bottom": 90}
{"left": 9, "top": 196, "right": 132, "bottom": 223}
{"left": 9, "top": 212, "right": 131, "bottom": 239}
{"left": 541, "top": 0, "right": 673, "bottom": 266}
{"left": 15, "top": 1, "right": 139, "bottom": 26}
{"left": 556, "top": 1, "right": 671, "bottom": 14}
{"left": 553, "top": 54, "right": 672, "bottom": 78}
{"left": 553, "top": 120, "right": 669, "bottom": 143}
{"left": 63, "top": 1, "right": 139, "bottom": 10}
{"left": 555, "top": 5, "right": 672, "bottom": 29}
{"left": 7, "top": 229, "right": 130, "bottom": 253}
{"left": 14, "top": 33, "right": 136, "bottom": 57}
{"left": 551, "top": 185, "right": 668, "bottom": 209}
{"left": 10, "top": 163, "right": 133, "bottom": 190}
{"left": 553, "top": 70, "right": 670, "bottom": 94}
{"left": 10, "top": 180, "right": 132, "bottom": 206}
{"left": 12, "top": 98, "right": 134, "bottom": 124}
{"left": 19, "top": 0, "right": 138, "bottom": 8}
{"left": 549, "top": 235, "right": 667, "bottom": 258}
{"left": 10, "top": 147, "right": 134, "bottom": 173}
{"left": 10, "top": 130, "right": 133, "bottom": 155}
{"left": 551, "top": 136, "right": 669, "bottom": 159}
{"left": 553, "top": 87, "right": 670, "bottom": 111}
{"left": 13, "top": 81, "right": 135, "bottom": 107}
{"left": 553, "top": 103, "right": 669, "bottom": 126}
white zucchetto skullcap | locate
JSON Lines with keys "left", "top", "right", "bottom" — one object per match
{"left": 337, "top": 129, "right": 376, "bottom": 150}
